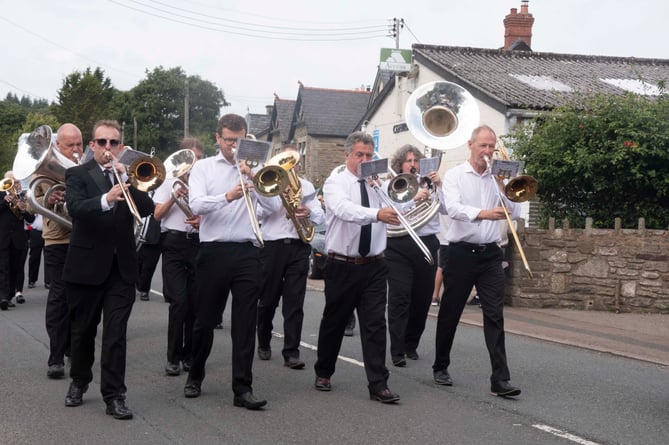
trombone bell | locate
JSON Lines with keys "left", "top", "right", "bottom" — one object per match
{"left": 505, "top": 175, "right": 538, "bottom": 203}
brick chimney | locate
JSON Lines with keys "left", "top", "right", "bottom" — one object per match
{"left": 503, "top": 0, "right": 534, "bottom": 50}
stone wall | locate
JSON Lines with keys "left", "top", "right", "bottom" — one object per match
{"left": 505, "top": 217, "right": 669, "bottom": 313}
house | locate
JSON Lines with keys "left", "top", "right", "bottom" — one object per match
{"left": 266, "top": 95, "right": 296, "bottom": 155}
{"left": 361, "top": 1, "right": 669, "bottom": 171}
{"left": 287, "top": 82, "right": 370, "bottom": 189}
{"left": 244, "top": 107, "right": 272, "bottom": 141}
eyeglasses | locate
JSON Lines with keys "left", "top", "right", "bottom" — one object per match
{"left": 94, "top": 138, "right": 121, "bottom": 148}
{"left": 220, "top": 137, "right": 239, "bottom": 145}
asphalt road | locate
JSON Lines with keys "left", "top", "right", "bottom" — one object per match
{"left": 1, "top": 273, "right": 667, "bottom": 445}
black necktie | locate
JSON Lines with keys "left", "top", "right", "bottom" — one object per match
{"left": 103, "top": 169, "right": 114, "bottom": 187}
{"left": 358, "top": 179, "right": 371, "bottom": 257}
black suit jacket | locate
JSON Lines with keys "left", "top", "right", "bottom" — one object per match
{"left": 62, "top": 159, "right": 155, "bottom": 286}
{"left": 0, "top": 191, "right": 35, "bottom": 250}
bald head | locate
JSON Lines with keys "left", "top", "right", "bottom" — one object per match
{"left": 56, "top": 123, "right": 84, "bottom": 163}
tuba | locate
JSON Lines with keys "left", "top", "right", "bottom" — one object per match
{"left": 386, "top": 81, "right": 481, "bottom": 237}
{"left": 254, "top": 151, "right": 315, "bottom": 243}
{"left": 12, "top": 125, "right": 75, "bottom": 229}
{"left": 164, "top": 148, "right": 196, "bottom": 218}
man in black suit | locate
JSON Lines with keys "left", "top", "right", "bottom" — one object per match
{"left": 0, "top": 171, "right": 35, "bottom": 310}
{"left": 62, "top": 120, "right": 154, "bottom": 420}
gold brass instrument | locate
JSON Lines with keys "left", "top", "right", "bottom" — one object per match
{"left": 253, "top": 150, "right": 315, "bottom": 243}
{"left": 105, "top": 147, "right": 166, "bottom": 224}
{"left": 164, "top": 149, "right": 196, "bottom": 218}
{"left": 484, "top": 139, "right": 539, "bottom": 279}
{"left": 233, "top": 136, "right": 265, "bottom": 247}
{"left": 12, "top": 125, "right": 75, "bottom": 229}
{"left": 1, "top": 178, "right": 24, "bottom": 219}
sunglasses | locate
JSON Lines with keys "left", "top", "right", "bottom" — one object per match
{"left": 94, "top": 138, "right": 121, "bottom": 148}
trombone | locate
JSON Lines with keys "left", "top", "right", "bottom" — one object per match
{"left": 484, "top": 140, "right": 538, "bottom": 279}
{"left": 367, "top": 169, "right": 434, "bottom": 265}
{"left": 233, "top": 136, "right": 264, "bottom": 247}
{"left": 104, "top": 148, "right": 166, "bottom": 224}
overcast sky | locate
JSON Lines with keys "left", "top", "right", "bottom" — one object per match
{"left": 1, "top": 0, "right": 667, "bottom": 118}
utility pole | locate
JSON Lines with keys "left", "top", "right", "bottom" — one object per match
{"left": 389, "top": 17, "right": 404, "bottom": 48}
{"left": 184, "top": 79, "right": 190, "bottom": 138}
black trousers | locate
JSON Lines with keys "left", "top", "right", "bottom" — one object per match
{"left": 161, "top": 231, "right": 198, "bottom": 364}
{"left": 433, "top": 242, "right": 510, "bottom": 384}
{"left": 44, "top": 244, "right": 70, "bottom": 366}
{"left": 188, "top": 242, "right": 261, "bottom": 396}
{"left": 66, "top": 257, "right": 135, "bottom": 402}
{"left": 136, "top": 242, "right": 161, "bottom": 293}
{"left": 28, "top": 229, "right": 44, "bottom": 284}
{"left": 11, "top": 242, "right": 28, "bottom": 295}
{"left": 314, "top": 258, "right": 390, "bottom": 393}
{"left": 386, "top": 234, "right": 439, "bottom": 358}
{"left": 257, "top": 240, "right": 310, "bottom": 359}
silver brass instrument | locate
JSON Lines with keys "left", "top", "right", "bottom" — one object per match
{"left": 253, "top": 150, "right": 315, "bottom": 243}
{"left": 12, "top": 125, "right": 75, "bottom": 229}
{"left": 367, "top": 171, "right": 434, "bottom": 265}
{"left": 164, "top": 149, "right": 196, "bottom": 218}
{"left": 105, "top": 147, "right": 166, "bottom": 224}
{"left": 486, "top": 139, "right": 538, "bottom": 279}
{"left": 233, "top": 136, "right": 265, "bottom": 248}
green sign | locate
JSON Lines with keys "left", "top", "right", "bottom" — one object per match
{"left": 379, "top": 48, "right": 412, "bottom": 72}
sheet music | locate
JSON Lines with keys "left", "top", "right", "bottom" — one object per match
{"left": 360, "top": 158, "right": 388, "bottom": 178}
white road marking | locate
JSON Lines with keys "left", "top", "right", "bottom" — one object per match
{"left": 273, "top": 332, "right": 365, "bottom": 367}
{"left": 532, "top": 424, "right": 601, "bottom": 445}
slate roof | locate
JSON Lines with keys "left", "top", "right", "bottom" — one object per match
{"left": 268, "top": 98, "right": 296, "bottom": 143}
{"left": 413, "top": 44, "right": 669, "bottom": 111}
{"left": 245, "top": 113, "right": 271, "bottom": 138}
{"left": 291, "top": 86, "right": 371, "bottom": 138}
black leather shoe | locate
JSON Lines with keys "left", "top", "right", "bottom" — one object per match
{"left": 184, "top": 379, "right": 201, "bottom": 398}
{"left": 65, "top": 382, "right": 88, "bottom": 407}
{"left": 139, "top": 292, "right": 149, "bottom": 301}
{"left": 7, "top": 300, "right": 16, "bottom": 308}
{"left": 369, "top": 388, "right": 400, "bottom": 403}
{"left": 392, "top": 356, "right": 406, "bottom": 367}
{"left": 284, "top": 356, "right": 305, "bottom": 369}
{"left": 47, "top": 363, "right": 65, "bottom": 379}
{"left": 433, "top": 370, "right": 453, "bottom": 386}
{"left": 15, "top": 293, "right": 25, "bottom": 304}
{"left": 406, "top": 350, "right": 419, "bottom": 360}
{"left": 233, "top": 392, "right": 267, "bottom": 410}
{"left": 182, "top": 359, "right": 192, "bottom": 372}
{"left": 28, "top": 282, "right": 35, "bottom": 289}
{"left": 0, "top": 299, "right": 8, "bottom": 310}
{"left": 106, "top": 399, "right": 133, "bottom": 420}
{"left": 491, "top": 381, "right": 521, "bottom": 397}
{"left": 314, "top": 376, "right": 331, "bottom": 391}
{"left": 344, "top": 327, "right": 354, "bottom": 337}
{"left": 165, "top": 362, "right": 181, "bottom": 376}
{"left": 257, "top": 347, "right": 271, "bottom": 360}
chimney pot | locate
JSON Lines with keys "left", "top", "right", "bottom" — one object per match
{"left": 503, "top": 2, "right": 534, "bottom": 50}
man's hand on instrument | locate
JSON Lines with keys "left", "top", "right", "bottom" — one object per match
{"left": 106, "top": 183, "right": 130, "bottom": 204}
{"left": 377, "top": 207, "right": 400, "bottom": 225}
{"left": 185, "top": 215, "right": 200, "bottom": 229}
{"left": 48, "top": 189, "right": 65, "bottom": 206}
{"left": 294, "top": 205, "right": 310, "bottom": 219}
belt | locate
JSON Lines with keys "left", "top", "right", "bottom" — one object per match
{"left": 266, "top": 238, "right": 305, "bottom": 245}
{"left": 165, "top": 229, "right": 199, "bottom": 240}
{"left": 450, "top": 241, "right": 498, "bottom": 253}
{"left": 327, "top": 253, "right": 384, "bottom": 264}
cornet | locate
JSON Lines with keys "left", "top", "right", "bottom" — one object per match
{"left": 1, "top": 178, "right": 24, "bottom": 219}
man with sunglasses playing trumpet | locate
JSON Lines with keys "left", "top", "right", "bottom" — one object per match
{"left": 62, "top": 120, "right": 155, "bottom": 420}
{"left": 152, "top": 137, "right": 204, "bottom": 377}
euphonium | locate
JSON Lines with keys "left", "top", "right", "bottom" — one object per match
{"left": 253, "top": 151, "right": 315, "bottom": 243}
{"left": 385, "top": 167, "right": 441, "bottom": 238}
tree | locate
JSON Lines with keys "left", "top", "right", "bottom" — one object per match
{"left": 51, "top": 67, "right": 120, "bottom": 142}
{"left": 121, "top": 66, "right": 227, "bottom": 157}
{"left": 508, "top": 91, "right": 669, "bottom": 229}
{"left": 0, "top": 100, "right": 28, "bottom": 172}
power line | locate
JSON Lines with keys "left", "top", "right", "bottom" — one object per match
{"left": 107, "top": 0, "right": 387, "bottom": 41}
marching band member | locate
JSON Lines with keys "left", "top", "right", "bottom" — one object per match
{"left": 152, "top": 137, "right": 204, "bottom": 377}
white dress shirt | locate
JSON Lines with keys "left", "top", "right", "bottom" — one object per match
{"left": 442, "top": 160, "right": 520, "bottom": 245}
{"left": 188, "top": 152, "right": 281, "bottom": 244}
{"left": 153, "top": 178, "right": 191, "bottom": 233}
{"left": 323, "top": 165, "right": 388, "bottom": 257}
{"left": 258, "top": 178, "right": 325, "bottom": 240}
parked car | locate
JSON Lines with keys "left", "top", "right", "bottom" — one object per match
{"left": 309, "top": 223, "right": 327, "bottom": 279}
